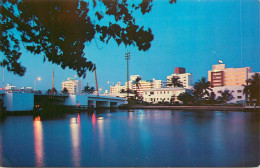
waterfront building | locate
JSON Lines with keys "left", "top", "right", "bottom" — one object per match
{"left": 208, "top": 63, "right": 253, "bottom": 87}
{"left": 132, "top": 78, "right": 167, "bottom": 96}
{"left": 143, "top": 87, "right": 187, "bottom": 104}
{"left": 61, "top": 78, "right": 82, "bottom": 95}
{"left": 152, "top": 79, "right": 167, "bottom": 88}
{"left": 110, "top": 82, "right": 125, "bottom": 94}
{"left": 20, "top": 87, "right": 34, "bottom": 93}
{"left": 5, "top": 84, "right": 18, "bottom": 92}
{"left": 167, "top": 67, "right": 193, "bottom": 89}
{"left": 209, "top": 85, "right": 245, "bottom": 104}
{"left": 132, "top": 79, "right": 153, "bottom": 96}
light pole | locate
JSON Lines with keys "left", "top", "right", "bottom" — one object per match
{"left": 125, "top": 51, "right": 130, "bottom": 101}
{"left": 34, "top": 77, "right": 41, "bottom": 92}
{"left": 2, "top": 67, "right": 4, "bottom": 88}
{"left": 107, "top": 81, "right": 114, "bottom": 93}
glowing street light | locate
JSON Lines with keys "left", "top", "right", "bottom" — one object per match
{"left": 34, "top": 77, "right": 42, "bottom": 91}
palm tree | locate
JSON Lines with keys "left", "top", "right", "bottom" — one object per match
{"left": 47, "top": 88, "right": 57, "bottom": 95}
{"left": 193, "top": 77, "right": 212, "bottom": 101}
{"left": 83, "top": 86, "right": 95, "bottom": 94}
{"left": 217, "top": 89, "right": 234, "bottom": 104}
{"left": 208, "top": 91, "right": 217, "bottom": 105}
{"left": 243, "top": 73, "right": 260, "bottom": 104}
{"left": 134, "top": 76, "right": 142, "bottom": 99}
{"left": 120, "top": 89, "right": 126, "bottom": 93}
{"left": 177, "top": 92, "right": 195, "bottom": 105}
{"left": 167, "top": 76, "right": 183, "bottom": 88}
{"left": 61, "top": 87, "right": 69, "bottom": 94}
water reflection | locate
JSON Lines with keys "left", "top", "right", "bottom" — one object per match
{"left": 97, "top": 116, "right": 104, "bottom": 153}
{"left": 0, "top": 129, "right": 3, "bottom": 166}
{"left": 70, "top": 113, "right": 81, "bottom": 167}
{"left": 33, "top": 116, "right": 44, "bottom": 167}
{"left": 0, "top": 110, "right": 259, "bottom": 167}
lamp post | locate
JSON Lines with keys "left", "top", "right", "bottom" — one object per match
{"left": 125, "top": 51, "right": 130, "bottom": 101}
{"left": 107, "top": 81, "right": 114, "bottom": 93}
{"left": 34, "top": 77, "right": 41, "bottom": 92}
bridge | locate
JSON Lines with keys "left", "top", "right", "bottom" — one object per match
{"left": 1, "top": 92, "right": 127, "bottom": 112}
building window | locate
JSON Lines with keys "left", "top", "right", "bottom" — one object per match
{"left": 237, "top": 90, "right": 242, "bottom": 93}
{"left": 217, "top": 91, "right": 221, "bottom": 93}
{"left": 150, "top": 92, "right": 154, "bottom": 95}
{"left": 237, "top": 96, "right": 242, "bottom": 99}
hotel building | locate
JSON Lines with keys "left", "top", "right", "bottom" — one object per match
{"left": 208, "top": 64, "right": 252, "bottom": 87}
{"left": 167, "top": 67, "right": 193, "bottom": 88}
{"left": 207, "top": 63, "right": 260, "bottom": 103}
{"left": 143, "top": 87, "right": 187, "bottom": 104}
{"left": 110, "top": 82, "right": 125, "bottom": 94}
{"left": 61, "top": 78, "right": 82, "bottom": 95}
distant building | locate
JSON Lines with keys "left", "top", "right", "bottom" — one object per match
{"left": 210, "top": 85, "right": 245, "bottom": 104}
{"left": 208, "top": 63, "right": 252, "bottom": 87}
{"left": 61, "top": 78, "right": 82, "bottom": 95}
{"left": 152, "top": 79, "right": 167, "bottom": 89}
{"left": 110, "top": 82, "right": 125, "bottom": 94}
{"left": 20, "top": 87, "right": 34, "bottom": 93}
{"left": 5, "top": 84, "right": 18, "bottom": 92}
{"left": 132, "top": 80, "right": 153, "bottom": 96}
{"left": 167, "top": 67, "right": 193, "bottom": 88}
{"left": 143, "top": 87, "right": 188, "bottom": 104}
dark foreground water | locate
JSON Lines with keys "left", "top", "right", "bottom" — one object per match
{"left": 0, "top": 109, "right": 259, "bottom": 167}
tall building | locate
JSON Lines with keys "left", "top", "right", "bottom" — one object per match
{"left": 132, "top": 78, "right": 167, "bottom": 96}
{"left": 152, "top": 79, "right": 167, "bottom": 89}
{"left": 132, "top": 80, "right": 153, "bottom": 96}
{"left": 110, "top": 82, "right": 125, "bottom": 94}
{"left": 208, "top": 64, "right": 252, "bottom": 87}
{"left": 61, "top": 78, "right": 82, "bottom": 95}
{"left": 167, "top": 67, "right": 193, "bottom": 88}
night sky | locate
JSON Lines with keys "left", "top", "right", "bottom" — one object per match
{"left": 1, "top": 0, "right": 259, "bottom": 92}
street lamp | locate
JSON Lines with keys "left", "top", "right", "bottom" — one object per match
{"left": 99, "top": 88, "right": 102, "bottom": 94}
{"left": 107, "top": 81, "right": 114, "bottom": 93}
{"left": 107, "top": 81, "right": 114, "bottom": 86}
{"left": 34, "top": 77, "right": 41, "bottom": 91}
{"left": 125, "top": 51, "right": 130, "bottom": 101}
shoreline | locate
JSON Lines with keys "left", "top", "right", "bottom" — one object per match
{"left": 127, "top": 105, "right": 244, "bottom": 111}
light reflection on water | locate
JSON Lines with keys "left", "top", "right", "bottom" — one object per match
{"left": 0, "top": 109, "right": 259, "bottom": 167}
{"left": 69, "top": 113, "right": 81, "bottom": 167}
{"left": 0, "top": 129, "right": 2, "bottom": 166}
{"left": 33, "top": 116, "right": 44, "bottom": 167}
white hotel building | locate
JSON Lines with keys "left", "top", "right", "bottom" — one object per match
{"left": 143, "top": 87, "right": 187, "bottom": 104}
{"left": 167, "top": 67, "right": 193, "bottom": 89}
{"left": 62, "top": 78, "right": 82, "bottom": 95}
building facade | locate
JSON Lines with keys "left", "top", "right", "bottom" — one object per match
{"left": 210, "top": 85, "right": 245, "bottom": 104}
{"left": 208, "top": 64, "right": 252, "bottom": 87}
{"left": 143, "top": 87, "right": 187, "bottom": 104}
{"left": 167, "top": 67, "right": 193, "bottom": 88}
{"left": 110, "top": 82, "right": 125, "bottom": 94}
{"left": 61, "top": 78, "right": 82, "bottom": 95}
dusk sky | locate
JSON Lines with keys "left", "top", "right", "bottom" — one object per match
{"left": 1, "top": 0, "right": 259, "bottom": 92}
